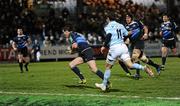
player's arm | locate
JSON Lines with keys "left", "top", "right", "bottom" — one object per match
{"left": 122, "top": 26, "right": 131, "bottom": 44}
{"left": 26, "top": 37, "right": 31, "bottom": 46}
{"left": 103, "top": 33, "right": 111, "bottom": 48}
{"left": 12, "top": 41, "right": 17, "bottom": 51}
{"left": 159, "top": 31, "right": 162, "bottom": 37}
{"left": 101, "top": 33, "right": 111, "bottom": 53}
{"left": 141, "top": 25, "right": 148, "bottom": 40}
{"left": 172, "top": 22, "right": 178, "bottom": 33}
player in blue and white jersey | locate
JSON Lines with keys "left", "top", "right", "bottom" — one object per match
{"left": 160, "top": 14, "right": 178, "bottom": 70}
{"left": 95, "top": 14, "right": 154, "bottom": 91}
{"left": 63, "top": 25, "right": 110, "bottom": 85}
{"left": 119, "top": 14, "right": 161, "bottom": 79}
{"left": 12, "top": 28, "right": 31, "bottom": 73}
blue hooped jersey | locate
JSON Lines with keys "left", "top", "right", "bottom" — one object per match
{"left": 69, "top": 32, "right": 89, "bottom": 51}
{"left": 13, "top": 35, "right": 29, "bottom": 49}
{"left": 104, "top": 21, "right": 128, "bottom": 47}
{"left": 160, "top": 21, "right": 177, "bottom": 40}
{"left": 125, "top": 20, "right": 144, "bottom": 41}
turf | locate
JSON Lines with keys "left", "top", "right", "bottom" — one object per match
{"left": 0, "top": 57, "right": 180, "bottom": 105}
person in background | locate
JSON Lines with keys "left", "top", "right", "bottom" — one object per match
{"left": 12, "top": 28, "right": 31, "bottom": 73}
{"left": 32, "top": 39, "right": 41, "bottom": 62}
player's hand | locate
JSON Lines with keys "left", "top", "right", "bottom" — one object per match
{"left": 13, "top": 48, "right": 17, "bottom": 51}
{"left": 72, "top": 43, "right": 78, "bottom": 49}
{"left": 128, "top": 31, "right": 132, "bottom": 36}
{"left": 141, "top": 34, "right": 148, "bottom": 40}
{"left": 31, "top": 50, "right": 34, "bottom": 54}
{"left": 101, "top": 46, "right": 106, "bottom": 54}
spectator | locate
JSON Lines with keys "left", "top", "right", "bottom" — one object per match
{"left": 32, "top": 39, "right": 41, "bottom": 62}
{"left": 43, "top": 36, "right": 51, "bottom": 47}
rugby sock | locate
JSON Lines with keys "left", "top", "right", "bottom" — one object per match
{"left": 162, "top": 57, "right": 166, "bottom": 65}
{"left": 24, "top": 63, "right": 29, "bottom": 71}
{"left": 132, "top": 63, "right": 144, "bottom": 70}
{"left": 103, "top": 69, "right": 111, "bottom": 85}
{"left": 136, "top": 61, "right": 140, "bottom": 75}
{"left": 96, "top": 70, "right": 110, "bottom": 84}
{"left": 119, "top": 61, "right": 131, "bottom": 75}
{"left": 19, "top": 62, "right": 23, "bottom": 72}
{"left": 96, "top": 70, "right": 104, "bottom": 79}
{"left": 136, "top": 69, "right": 140, "bottom": 75}
{"left": 147, "top": 59, "right": 159, "bottom": 68}
{"left": 71, "top": 67, "right": 85, "bottom": 80}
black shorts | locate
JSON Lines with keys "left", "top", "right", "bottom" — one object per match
{"left": 17, "top": 47, "right": 29, "bottom": 57}
{"left": 79, "top": 47, "right": 95, "bottom": 62}
{"left": 162, "top": 39, "right": 176, "bottom": 49}
{"left": 131, "top": 40, "right": 144, "bottom": 50}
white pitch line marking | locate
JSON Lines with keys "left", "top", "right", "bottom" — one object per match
{"left": 0, "top": 91, "right": 180, "bottom": 100}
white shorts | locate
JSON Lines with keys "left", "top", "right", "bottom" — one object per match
{"left": 36, "top": 51, "right": 41, "bottom": 58}
{"left": 106, "top": 44, "right": 130, "bottom": 65}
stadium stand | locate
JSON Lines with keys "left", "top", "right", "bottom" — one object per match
{"left": 0, "top": 0, "right": 179, "bottom": 47}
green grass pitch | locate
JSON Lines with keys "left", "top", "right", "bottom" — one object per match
{"left": 0, "top": 57, "right": 180, "bottom": 106}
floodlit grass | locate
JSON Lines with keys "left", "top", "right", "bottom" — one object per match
{"left": 0, "top": 57, "right": 180, "bottom": 105}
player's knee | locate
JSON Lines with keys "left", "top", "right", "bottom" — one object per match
{"left": 161, "top": 47, "right": 167, "bottom": 53}
{"left": 69, "top": 62, "right": 75, "bottom": 68}
{"left": 161, "top": 49, "right": 167, "bottom": 57}
{"left": 19, "top": 59, "right": 23, "bottom": 63}
{"left": 123, "top": 60, "right": 133, "bottom": 69}
{"left": 90, "top": 67, "right": 98, "bottom": 73}
{"left": 126, "top": 64, "right": 133, "bottom": 69}
{"left": 140, "top": 55, "right": 148, "bottom": 63}
{"left": 132, "top": 54, "right": 139, "bottom": 62}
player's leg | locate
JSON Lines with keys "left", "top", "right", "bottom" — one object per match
{"left": 95, "top": 47, "right": 118, "bottom": 91}
{"left": 23, "top": 47, "right": 30, "bottom": 71}
{"left": 140, "top": 52, "right": 161, "bottom": 75}
{"left": 69, "top": 57, "right": 86, "bottom": 84}
{"left": 87, "top": 60, "right": 104, "bottom": 80}
{"left": 131, "top": 49, "right": 141, "bottom": 78}
{"left": 161, "top": 46, "right": 168, "bottom": 70}
{"left": 18, "top": 54, "right": 24, "bottom": 73}
{"left": 118, "top": 60, "right": 131, "bottom": 76}
{"left": 171, "top": 39, "right": 177, "bottom": 55}
{"left": 172, "top": 48, "right": 177, "bottom": 55}
{"left": 24, "top": 56, "right": 30, "bottom": 71}
{"left": 34, "top": 52, "right": 37, "bottom": 62}
{"left": 124, "top": 58, "right": 154, "bottom": 77}
{"left": 87, "top": 59, "right": 111, "bottom": 87}
{"left": 83, "top": 48, "right": 105, "bottom": 80}
{"left": 95, "top": 63, "right": 113, "bottom": 91}
{"left": 121, "top": 46, "right": 154, "bottom": 77}
{"left": 36, "top": 51, "right": 41, "bottom": 62}
{"left": 134, "top": 61, "right": 141, "bottom": 79}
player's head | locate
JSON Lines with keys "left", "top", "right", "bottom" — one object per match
{"left": 125, "top": 13, "right": 133, "bottom": 24}
{"left": 105, "top": 13, "right": 116, "bottom": 23}
{"left": 35, "top": 39, "right": 38, "bottom": 44}
{"left": 63, "top": 24, "right": 73, "bottom": 38}
{"left": 17, "top": 28, "right": 23, "bottom": 35}
{"left": 162, "top": 13, "right": 169, "bottom": 22}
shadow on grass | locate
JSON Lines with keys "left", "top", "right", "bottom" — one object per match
{"left": 64, "top": 84, "right": 127, "bottom": 93}
{"left": 64, "top": 84, "right": 96, "bottom": 89}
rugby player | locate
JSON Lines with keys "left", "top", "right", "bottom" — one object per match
{"left": 119, "top": 14, "right": 161, "bottom": 79}
{"left": 160, "top": 14, "right": 178, "bottom": 70}
{"left": 63, "top": 25, "right": 110, "bottom": 85}
{"left": 12, "top": 28, "right": 31, "bottom": 73}
{"left": 95, "top": 14, "right": 154, "bottom": 91}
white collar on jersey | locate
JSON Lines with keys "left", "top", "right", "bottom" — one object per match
{"left": 128, "top": 21, "right": 136, "bottom": 26}
{"left": 18, "top": 34, "right": 26, "bottom": 37}
{"left": 163, "top": 21, "right": 170, "bottom": 24}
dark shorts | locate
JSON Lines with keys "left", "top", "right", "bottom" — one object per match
{"left": 131, "top": 40, "right": 144, "bottom": 50}
{"left": 79, "top": 47, "right": 95, "bottom": 62}
{"left": 17, "top": 47, "right": 28, "bottom": 57}
{"left": 162, "top": 39, "right": 176, "bottom": 49}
